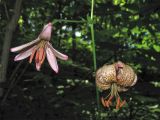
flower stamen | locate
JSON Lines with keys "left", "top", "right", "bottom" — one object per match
{"left": 101, "top": 95, "right": 113, "bottom": 108}
{"left": 119, "top": 100, "right": 126, "bottom": 108}
{"left": 29, "top": 48, "right": 37, "bottom": 63}
{"left": 38, "top": 47, "right": 45, "bottom": 62}
{"left": 106, "top": 95, "right": 113, "bottom": 107}
{"left": 116, "top": 97, "right": 121, "bottom": 109}
{"left": 40, "top": 51, "right": 45, "bottom": 64}
{"left": 35, "top": 49, "right": 39, "bottom": 63}
{"left": 101, "top": 97, "right": 106, "bottom": 107}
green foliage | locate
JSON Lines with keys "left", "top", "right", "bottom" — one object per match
{"left": 1, "top": 0, "right": 160, "bottom": 120}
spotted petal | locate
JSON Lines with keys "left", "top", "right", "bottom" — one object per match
{"left": 47, "top": 42, "right": 68, "bottom": 60}
{"left": 46, "top": 46, "right": 58, "bottom": 73}
{"left": 117, "top": 86, "right": 128, "bottom": 92}
{"left": 14, "top": 45, "right": 37, "bottom": 61}
{"left": 131, "top": 74, "right": 137, "bottom": 86}
{"left": 11, "top": 38, "right": 40, "bottom": 52}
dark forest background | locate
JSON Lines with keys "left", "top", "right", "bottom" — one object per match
{"left": 0, "top": 0, "right": 160, "bottom": 120}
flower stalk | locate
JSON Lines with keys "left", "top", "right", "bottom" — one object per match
{"left": 90, "top": 0, "right": 100, "bottom": 118}
{"left": 53, "top": 19, "right": 85, "bottom": 24}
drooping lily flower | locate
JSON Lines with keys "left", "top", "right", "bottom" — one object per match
{"left": 96, "top": 61, "right": 137, "bottom": 109}
{"left": 11, "top": 22, "right": 68, "bottom": 73}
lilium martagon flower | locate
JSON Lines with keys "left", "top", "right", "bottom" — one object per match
{"left": 10, "top": 22, "right": 68, "bottom": 73}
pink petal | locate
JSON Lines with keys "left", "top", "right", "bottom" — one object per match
{"left": 39, "top": 23, "right": 52, "bottom": 41}
{"left": 46, "top": 46, "right": 58, "bottom": 73}
{"left": 47, "top": 42, "right": 68, "bottom": 60}
{"left": 36, "top": 62, "right": 41, "bottom": 71}
{"left": 14, "top": 45, "right": 37, "bottom": 61}
{"left": 11, "top": 38, "right": 40, "bottom": 52}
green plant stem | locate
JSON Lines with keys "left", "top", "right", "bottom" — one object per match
{"left": 53, "top": 19, "right": 85, "bottom": 24}
{"left": 90, "top": 0, "right": 100, "bottom": 118}
{"left": 90, "top": 26, "right": 96, "bottom": 71}
{"left": 91, "top": 0, "right": 94, "bottom": 20}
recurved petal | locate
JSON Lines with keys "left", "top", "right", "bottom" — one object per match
{"left": 131, "top": 74, "right": 137, "bottom": 86}
{"left": 47, "top": 42, "right": 68, "bottom": 60}
{"left": 39, "top": 23, "right": 52, "bottom": 41}
{"left": 11, "top": 38, "right": 40, "bottom": 52}
{"left": 117, "top": 85, "right": 128, "bottom": 92}
{"left": 36, "top": 62, "right": 41, "bottom": 71}
{"left": 14, "top": 45, "right": 37, "bottom": 61}
{"left": 46, "top": 46, "right": 58, "bottom": 73}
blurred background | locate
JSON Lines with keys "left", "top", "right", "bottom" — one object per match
{"left": 0, "top": 0, "right": 160, "bottom": 120}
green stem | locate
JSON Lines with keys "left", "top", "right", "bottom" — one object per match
{"left": 52, "top": 19, "right": 85, "bottom": 24}
{"left": 90, "top": 0, "right": 100, "bottom": 118}
{"left": 90, "top": 0, "right": 96, "bottom": 71}
{"left": 91, "top": 0, "right": 94, "bottom": 19}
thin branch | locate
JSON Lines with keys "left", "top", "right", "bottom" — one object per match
{"left": 1, "top": 63, "right": 29, "bottom": 105}
{"left": 4, "top": 3, "right": 9, "bottom": 20}
{"left": 53, "top": 19, "right": 86, "bottom": 24}
{"left": 0, "top": 0, "right": 23, "bottom": 97}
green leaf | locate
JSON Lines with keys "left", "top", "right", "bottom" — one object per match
{"left": 153, "top": 45, "right": 160, "bottom": 52}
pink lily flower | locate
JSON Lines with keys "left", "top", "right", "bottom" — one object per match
{"left": 10, "top": 22, "right": 68, "bottom": 73}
